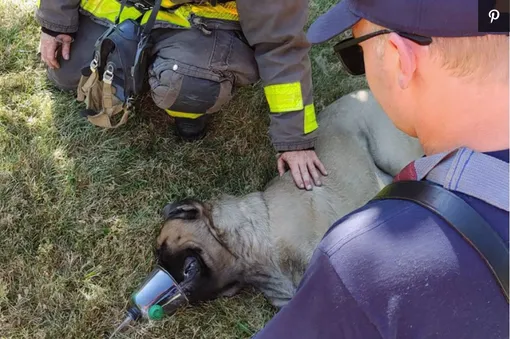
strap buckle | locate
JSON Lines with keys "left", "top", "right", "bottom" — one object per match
{"left": 90, "top": 59, "right": 98, "bottom": 72}
{"left": 90, "top": 50, "right": 101, "bottom": 72}
{"left": 103, "top": 63, "right": 115, "bottom": 84}
{"left": 134, "top": 2, "right": 151, "bottom": 11}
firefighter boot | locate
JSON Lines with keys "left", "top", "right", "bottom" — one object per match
{"left": 174, "top": 115, "right": 211, "bottom": 141}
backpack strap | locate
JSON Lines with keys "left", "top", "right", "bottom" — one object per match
{"left": 115, "top": 0, "right": 133, "bottom": 25}
{"left": 141, "top": 0, "right": 162, "bottom": 35}
{"left": 131, "top": 0, "right": 163, "bottom": 95}
{"left": 372, "top": 180, "right": 509, "bottom": 303}
{"left": 114, "top": 0, "right": 162, "bottom": 30}
{"left": 77, "top": 0, "right": 163, "bottom": 129}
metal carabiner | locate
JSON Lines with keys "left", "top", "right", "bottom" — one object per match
{"left": 90, "top": 51, "right": 100, "bottom": 73}
{"left": 103, "top": 62, "right": 115, "bottom": 84}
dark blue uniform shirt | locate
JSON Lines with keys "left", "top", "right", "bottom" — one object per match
{"left": 254, "top": 150, "right": 509, "bottom": 339}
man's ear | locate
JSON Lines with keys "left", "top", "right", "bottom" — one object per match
{"left": 161, "top": 201, "right": 200, "bottom": 221}
{"left": 387, "top": 32, "right": 418, "bottom": 90}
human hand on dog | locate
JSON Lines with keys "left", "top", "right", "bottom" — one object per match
{"left": 277, "top": 150, "right": 328, "bottom": 190}
{"left": 39, "top": 32, "right": 73, "bottom": 69}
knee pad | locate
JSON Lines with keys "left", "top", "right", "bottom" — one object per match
{"left": 148, "top": 64, "right": 233, "bottom": 118}
{"left": 47, "top": 68, "right": 81, "bottom": 91}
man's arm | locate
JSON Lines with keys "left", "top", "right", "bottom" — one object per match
{"left": 236, "top": 0, "right": 318, "bottom": 151}
{"left": 236, "top": 0, "right": 327, "bottom": 189}
{"left": 253, "top": 249, "right": 381, "bottom": 339}
{"left": 35, "top": 0, "right": 80, "bottom": 69}
{"left": 35, "top": 0, "right": 81, "bottom": 34}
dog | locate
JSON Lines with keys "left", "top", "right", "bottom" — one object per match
{"left": 155, "top": 89, "right": 424, "bottom": 308}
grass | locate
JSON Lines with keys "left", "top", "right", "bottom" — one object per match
{"left": 0, "top": 0, "right": 366, "bottom": 338}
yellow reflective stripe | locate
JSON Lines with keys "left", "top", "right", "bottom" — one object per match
{"left": 191, "top": 2, "right": 239, "bottom": 21}
{"left": 161, "top": 0, "right": 180, "bottom": 8}
{"left": 166, "top": 110, "right": 204, "bottom": 119}
{"left": 36, "top": 0, "right": 40, "bottom": 8}
{"left": 141, "top": 8, "right": 191, "bottom": 28}
{"left": 150, "top": 2, "right": 239, "bottom": 25}
{"left": 80, "top": 0, "right": 238, "bottom": 27}
{"left": 80, "top": 0, "right": 142, "bottom": 23}
{"left": 264, "top": 82, "right": 304, "bottom": 113}
{"left": 304, "top": 103, "right": 318, "bottom": 134}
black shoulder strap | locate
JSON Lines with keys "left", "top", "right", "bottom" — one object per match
{"left": 115, "top": 0, "right": 131, "bottom": 25}
{"left": 372, "top": 180, "right": 509, "bottom": 302}
{"left": 114, "top": 0, "right": 162, "bottom": 34}
{"left": 142, "top": 0, "right": 162, "bottom": 35}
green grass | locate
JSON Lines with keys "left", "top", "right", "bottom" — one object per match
{"left": 0, "top": 0, "right": 366, "bottom": 338}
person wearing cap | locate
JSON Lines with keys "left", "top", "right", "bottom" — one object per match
{"left": 35, "top": 0, "right": 327, "bottom": 191}
{"left": 252, "top": 0, "right": 509, "bottom": 338}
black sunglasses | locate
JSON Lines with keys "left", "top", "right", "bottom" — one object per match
{"left": 333, "top": 29, "right": 433, "bottom": 76}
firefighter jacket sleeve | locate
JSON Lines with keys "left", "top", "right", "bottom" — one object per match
{"left": 35, "top": 0, "right": 81, "bottom": 34}
{"left": 236, "top": 0, "right": 318, "bottom": 152}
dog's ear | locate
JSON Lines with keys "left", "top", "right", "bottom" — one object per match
{"left": 161, "top": 201, "right": 200, "bottom": 221}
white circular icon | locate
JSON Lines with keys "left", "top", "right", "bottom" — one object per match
{"left": 489, "top": 9, "right": 500, "bottom": 23}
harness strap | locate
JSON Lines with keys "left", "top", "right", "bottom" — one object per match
{"left": 112, "top": 105, "right": 130, "bottom": 128}
{"left": 115, "top": 0, "right": 163, "bottom": 29}
{"left": 115, "top": 0, "right": 131, "bottom": 25}
{"left": 102, "top": 62, "right": 115, "bottom": 109}
{"left": 102, "top": 80, "right": 114, "bottom": 109}
{"left": 398, "top": 147, "right": 509, "bottom": 212}
{"left": 77, "top": 70, "right": 98, "bottom": 102}
{"left": 373, "top": 180, "right": 509, "bottom": 303}
{"left": 85, "top": 104, "right": 128, "bottom": 128}
{"left": 142, "top": 0, "right": 162, "bottom": 35}
{"left": 81, "top": 70, "right": 99, "bottom": 94}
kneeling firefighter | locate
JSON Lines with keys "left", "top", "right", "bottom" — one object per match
{"left": 35, "top": 0, "right": 328, "bottom": 190}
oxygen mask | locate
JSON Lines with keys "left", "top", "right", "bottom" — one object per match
{"left": 109, "top": 265, "right": 188, "bottom": 338}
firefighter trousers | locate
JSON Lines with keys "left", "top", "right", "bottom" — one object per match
{"left": 47, "top": 14, "right": 260, "bottom": 119}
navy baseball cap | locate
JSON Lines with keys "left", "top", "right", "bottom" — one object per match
{"left": 307, "top": 0, "right": 499, "bottom": 44}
